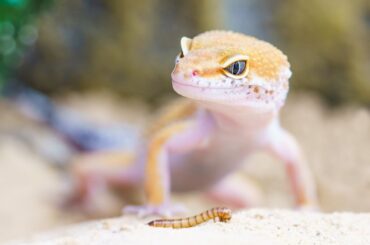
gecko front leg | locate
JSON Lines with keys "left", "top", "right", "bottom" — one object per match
{"left": 124, "top": 110, "right": 215, "bottom": 217}
{"left": 266, "top": 123, "right": 318, "bottom": 209}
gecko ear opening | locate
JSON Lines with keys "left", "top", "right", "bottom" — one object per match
{"left": 180, "top": 37, "right": 192, "bottom": 56}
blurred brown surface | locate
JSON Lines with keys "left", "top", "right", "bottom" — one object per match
{"left": 0, "top": 92, "right": 369, "bottom": 242}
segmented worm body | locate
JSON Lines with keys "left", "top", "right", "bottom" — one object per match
{"left": 147, "top": 207, "right": 232, "bottom": 228}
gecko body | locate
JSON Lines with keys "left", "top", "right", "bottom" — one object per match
{"left": 70, "top": 30, "right": 317, "bottom": 216}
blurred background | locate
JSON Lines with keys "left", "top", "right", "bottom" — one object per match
{"left": 1, "top": 0, "right": 370, "bottom": 104}
{"left": 0, "top": 0, "right": 369, "bottom": 242}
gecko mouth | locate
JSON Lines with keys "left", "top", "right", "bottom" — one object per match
{"left": 172, "top": 78, "right": 277, "bottom": 107}
{"left": 172, "top": 79, "right": 271, "bottom": 95}
{"left": 172, "top": 80, "right": 241, "bottom": 96}
{"left": 172, "top": 80, "right": 236, "bottom": 90}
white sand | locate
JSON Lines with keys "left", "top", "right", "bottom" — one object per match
{"left": 6, "top": 209, "right": 370, "bottom": 245}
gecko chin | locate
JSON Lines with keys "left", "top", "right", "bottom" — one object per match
{"left": 172, "top": 76, "right": 287, "bottom": 109}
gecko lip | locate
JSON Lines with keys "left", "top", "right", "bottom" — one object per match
{"left": 172, "top": 79, "right": 263, "bottom": 102}
{"left": 172, "top": 79, "right": 232, "bottom": 103}
{"left": 171, "top": 74, "right": 247, "bottom": 91}
{"left": 172, "top": 80, "right": 234, "bottom": 90}
{"left": 172, "top": 79, "right": 268, "bottom": 93}
{"left": 172, "top": 80, "right": 240, "bottom": 98}
{"left": 171, "top": 72, "right": 270, "bottom": 91}
{"left": 172, "top": 77, "right": 281, "bottom": 108}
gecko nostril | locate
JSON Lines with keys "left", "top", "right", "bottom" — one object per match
{"left": 192, "top": 69, "right": 200, "bottom": 77}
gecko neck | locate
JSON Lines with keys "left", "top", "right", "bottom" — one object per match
{"left": 197, "top": 101, "right": 278, "bottom": 133}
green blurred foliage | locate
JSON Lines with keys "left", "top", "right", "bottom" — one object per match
{"left": 274, "top": 0, "right": 370, "bottom": 105}
{"left": 0, "top": 0, "right": 52, "bottom": 89}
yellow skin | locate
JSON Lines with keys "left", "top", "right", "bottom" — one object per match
{"left": 70, "top": 31, "right": 317, "bottom": 216}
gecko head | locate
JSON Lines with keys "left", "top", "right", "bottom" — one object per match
{"left": 171, "top": 30, "right": 291, "bottom": 110}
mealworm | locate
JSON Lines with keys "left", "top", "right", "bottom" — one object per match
{"left": 147, "top": 207, "right": 232, "bottom": 228}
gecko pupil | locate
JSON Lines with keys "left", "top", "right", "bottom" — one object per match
{"left": 226, "top": 60, "right": 246, "bottom": 76}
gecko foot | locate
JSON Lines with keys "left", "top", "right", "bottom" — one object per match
{"left": 123, "top": 203, "right": 187, "bottom": 217}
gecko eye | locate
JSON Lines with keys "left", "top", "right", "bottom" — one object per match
{"left": 225, "top": 61, "right": 246, "bottom": 76}
{"left": 221, "top": 55, "right": 249, "bottom": 79}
